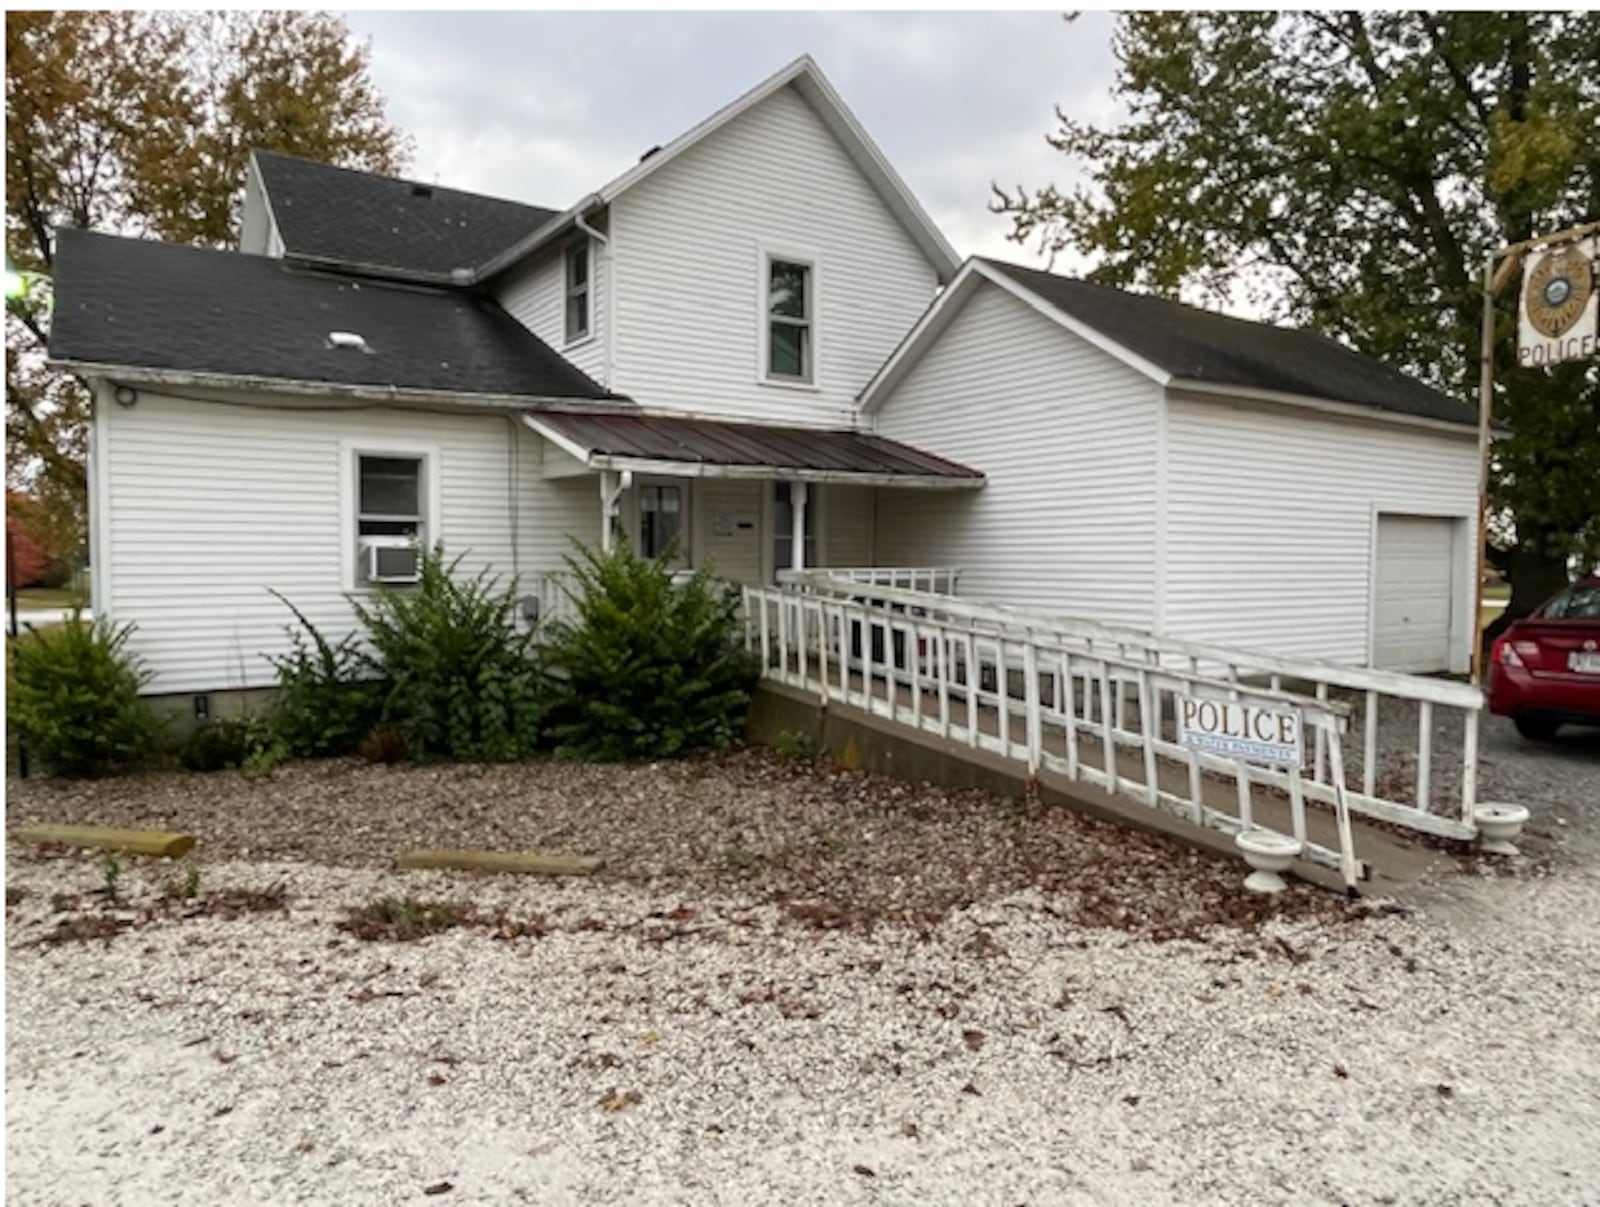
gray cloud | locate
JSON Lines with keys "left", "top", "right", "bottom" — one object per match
{"left": 343, "top": 11, "right": 1124, "bottom": 268}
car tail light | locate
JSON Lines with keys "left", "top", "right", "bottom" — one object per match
{"left": 1493, "top": 636, "right": 1523, "bottom": 667}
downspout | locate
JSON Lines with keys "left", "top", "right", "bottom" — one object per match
{"left": 573, "top": 209, "right": 615, "bottom": 391}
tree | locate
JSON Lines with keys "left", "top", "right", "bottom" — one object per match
{"left": 5, "top": 11, "right": 410, "bottom": 559}
{"left": 994, "top": 11, "right": 1600, "bottom": 624}
{"left": 6, "top": 492, "right": 49, "bottom": 590}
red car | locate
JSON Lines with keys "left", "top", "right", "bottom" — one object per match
{"left": 1488, "top": 575, "right": 1600, "bottom": 740}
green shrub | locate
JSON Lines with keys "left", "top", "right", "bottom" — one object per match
{"left": 180, "top": 717, "right": 253, "bottom": 772}
{"left": 7, "top": 611, "right": 158, "bottom": 776}
{"left": 266, "top": 591, "right": 383, "bottom": 759}
{"left": 349, "top": 548, "right": 546, "bottom": 763}
{"left": 179, "top": 714, "right": 282, "bottom": 773}
{"left": 542, "top": 541, "right": 759, "bottom": 761}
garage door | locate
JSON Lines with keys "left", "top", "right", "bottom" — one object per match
{"left": 1373, "top": 515, "right": 1457, "bottom": 672}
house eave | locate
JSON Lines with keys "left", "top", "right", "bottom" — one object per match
{"left": 47, "top": 358, "right": 635, "bottom": 414}
{"left": 1165, "top": 378, "right": 1482, "bottom": 437}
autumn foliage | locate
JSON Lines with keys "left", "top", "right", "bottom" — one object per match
{"left": 6, "top": 492, "right": 49, "bottom": 589}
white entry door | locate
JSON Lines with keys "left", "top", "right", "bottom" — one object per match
{"left": 1373, "top": 515, "right": 1458, "bottom": 672}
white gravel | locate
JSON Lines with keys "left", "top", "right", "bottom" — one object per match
{"left": 8, "top": 847, "right": 1600, "bottom": 1206}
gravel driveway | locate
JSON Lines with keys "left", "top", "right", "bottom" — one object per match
{"left": 7, "top": 745, "right": 1600, "bottom": 1205}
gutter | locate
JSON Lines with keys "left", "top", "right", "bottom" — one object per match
{"left": 47, "top": 358, "right": 638, "bottom": 415}
{"left": 475, "top": 192, "right": 604, "bottom": 284}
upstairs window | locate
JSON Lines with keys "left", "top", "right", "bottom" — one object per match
{"left": 565, "top": 239, "right": 591, "bottom": 344}
{"left": 766, "top": 257, "right": 812, "bottom": 382}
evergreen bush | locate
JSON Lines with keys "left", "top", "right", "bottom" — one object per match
{"left": 266, "top": 591, "right": 383, "bottom": 759}
{"left": 7, "top": 612, "right": 158, "bottom": 776}
{"left": 542, "top": 541, "right": 758, "bottom": 761}
{"left": 350, "top": 548, "right": 546, "bottom": 762}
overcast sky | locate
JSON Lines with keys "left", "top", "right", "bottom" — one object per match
{"left": 341, "top": 10, "right": 1124, "bottom": 272}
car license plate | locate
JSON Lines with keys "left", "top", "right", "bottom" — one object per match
{"left": 1569, "top": 651, "right": 1600, "bottom": 674}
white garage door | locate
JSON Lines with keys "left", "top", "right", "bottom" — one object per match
{"left": 1373, "top": 515, "right": 1457, "bottom": 672}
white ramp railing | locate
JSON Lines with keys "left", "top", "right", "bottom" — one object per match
{"left": 760, "top": 569, "right": 1488, "bottom": 846}
{"left": 747, "top": 580, "right": 1367, "bottom": 890}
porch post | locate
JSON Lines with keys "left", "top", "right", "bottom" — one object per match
{"left": 599, "top": 469, "right": 632, "bottom": 554}
{"left": 790, "top": 481, "right": 808, "bottom": 571}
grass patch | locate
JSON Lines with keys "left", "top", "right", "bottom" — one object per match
{"left": 12, "top": 587, "right": 87, "bottom": 612}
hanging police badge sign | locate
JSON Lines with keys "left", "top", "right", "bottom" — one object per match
{"left": 1518, "top": 237, "right": 1598, "bottom": 367}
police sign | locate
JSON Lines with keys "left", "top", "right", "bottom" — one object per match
{"left": 1518, "top": 236, "right": 1598, "bottom": 368}
{"left": 1176, "top": 696, "right": 1304, "bottom": 767}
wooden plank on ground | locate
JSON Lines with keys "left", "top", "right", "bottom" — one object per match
{"left": 396, "top": 849, "right": 604, "bottom": 876}
{"left": 11, "top": 824, "right": 195, "bottom": 859}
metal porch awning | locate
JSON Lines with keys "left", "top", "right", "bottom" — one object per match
{"left": 523, "top": 410, "right": 983, "bottom": 489}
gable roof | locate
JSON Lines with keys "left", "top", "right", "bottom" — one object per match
{"left": 476, "top": 55, "right": 961, "bottom": 285}
{"left": 862, "top": 258, "right": 1476, "bottom": 430}
{"left": 253, "top": 150, "right": 560, "bottom": 281}
{"left": 48, "top": 228, "right": 621, "bottom": 406}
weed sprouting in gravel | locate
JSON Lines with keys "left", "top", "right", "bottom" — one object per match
{"left": 339, "top": 897, "right": 478, "bottom": 942}
{"left": 100, "top": 853, "right": 123, "bottom": 902}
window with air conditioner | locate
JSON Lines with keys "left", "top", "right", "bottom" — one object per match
{"left": 357, "top": 454, "right": 425, "bottom": 585}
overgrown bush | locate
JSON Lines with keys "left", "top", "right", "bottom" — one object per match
{"left": 350, "top": 548, "right": 546, "bottom": 762}
{"left": 266, "top": 591, "right": 383, "bottom": 758}
{"left": 7, "top": 612, "right": 158, "bottom": 776}
{"left": 542, "top": 541, "right": 759, "bottom": 761}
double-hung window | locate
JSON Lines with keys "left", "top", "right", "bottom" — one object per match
{"left": 357, "top": 454, "right": 425, "bottom": 585}
{"left": 766, "top": 256, "right": 813, "bottom": 383}
{"left": 771, "top": 481, "right": 816, "bottom": 579}
{"left": 638, "top": 484, "right": 684, "bottom": 561}
{"left": 565, "top": 239, "right": 591, "bottom": 344}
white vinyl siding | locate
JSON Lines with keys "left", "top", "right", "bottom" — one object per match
{"left": 692, "top": 478, "right": 763, "bottom": 584}
{"left": 822, "top": 483, "right": 874, "bottom": 568}
{"left": 1161, "top": 395, "right": 1477, "bottom": 670}
{"left": 99, "top": 391, "right": 600, "bottom": 694}
{"left": 609, "top": 84, "right": 938, "bottom": 427}
{"left": 871, "top": 284, "right": 1161, "bottom": 627}
{"left": 496, "top": 228, "right": 608, "bottom": 385}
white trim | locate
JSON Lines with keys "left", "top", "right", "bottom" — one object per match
{"left": 339, "top": 438, "right": 443, "bottom": 592}
{"left": 1153, "top": 392, "right": 1170, "bottom": 636}
{"left": 758, "top": 244, "right": 821, "bottom": 389}
{"left": 475, "top": 56, "right": 960, "bottom": 285}
{"left": 89, "top": 379, "right": 114, "bottom": 619}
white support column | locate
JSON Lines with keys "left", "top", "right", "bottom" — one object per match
{"left": 598, "top": 469, "right": 632, "bottom": 553}
{"left": 790, "top": 481, "right": 808, "bottom": 571}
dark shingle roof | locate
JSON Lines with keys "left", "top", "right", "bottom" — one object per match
{"left": 531, "top": 411, "right": 982, "bottom": 482}
{"left": 48, "top": 228, "right": 619, "bottom": 402}
{"left": 254, "top": 151, "right": 559, "bottom": 278}
{"left": 981, "top": 259, "right": 1473, "bottom": 426}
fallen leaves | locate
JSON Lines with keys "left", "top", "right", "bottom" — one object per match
{"left": 600, "top": 1089, "right": 643, "bottom": 1113}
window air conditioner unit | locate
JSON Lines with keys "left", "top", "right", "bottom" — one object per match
{"left": 362, "top": 537, "right": 422, "bottom": 584}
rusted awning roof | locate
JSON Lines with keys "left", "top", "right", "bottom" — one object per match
{"left": 524, "top": 411, "right": 983, "bottom": 488}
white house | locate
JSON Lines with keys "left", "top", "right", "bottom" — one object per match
{"left": 46, "top": 55, "right": 1480, "bottom": 707}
